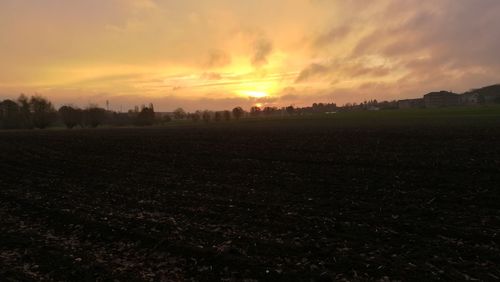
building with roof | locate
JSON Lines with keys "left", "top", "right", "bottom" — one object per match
{"left": 423, "top": 91, "right": 460, "bottom": 108}
{"left": 398, "top": 98, "right": 424, "bottom": 109}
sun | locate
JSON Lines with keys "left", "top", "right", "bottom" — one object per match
{"left": 238, "top": 90, "right": 268, "bottom": 98}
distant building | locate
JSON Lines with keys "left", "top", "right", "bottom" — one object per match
{"left": 423, "top": 91, "right": 460, "bottom": 108}
{"left": 398, "top": 98, "right": 424, "bottom": 109}
{"left": 483, "top": 94, "right": 500, "bottom": 104}
{"left": 464, "top": 84, "right": 500, "bottom": 104}
{"left": 460, "top": 92, "right": 481, "bottom": 105}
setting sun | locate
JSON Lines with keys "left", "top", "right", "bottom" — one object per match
{"left": 0, "top": 0, "right": 499, "bottom": 112}
{"left": 238, "top": 90, "right": 269, "bottom": 98}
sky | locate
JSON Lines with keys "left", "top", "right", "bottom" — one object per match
{"left": 1, "top": 0, "right": 500, "bottom": 111}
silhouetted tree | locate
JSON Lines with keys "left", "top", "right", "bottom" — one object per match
{"left": 232, "top": 107, "right": 244, "bottom": 120}
{"left": 223, "top": 110, "right": 231, "bottom": 121}
{"left": 136, "top": 104, "right": 155, "bottom": 126}
{"left": 162, "top": 114, "right": 172, "bottom": 124}
{"left": 188, "top": 112, "right": 200, "bottom": 122}
{"left": 84, "top": 105, "right": 106, "bottom": 128}
{"left": 108, "top": 112, "right": 134, "bottom": 127}
{"left": 173, "top": 108, "right": 186, "bottom": 120}
{"left": 214, "top": 111, "right": 222, "bottom": 122}
{"left": 0, "top": 99, "right": 21, "bottom": 129}
{"left": 285, "top": 105, "right": 295, "bottom": 115}
{"left": 17, "top": 94, "right": 32, "bottom": 128}
{"left": 202, "top": 111, "right": 211, "bottom": 123}
{"left": 376, "top": 100, "right": 398, "bottom": 110}
{"left": 30, "top": 96, "right": 56, "bottom": 129}
{"left": 59, "top": 105, "right": 83, "bottom": 129}
{"left": 263, "top": 106, "right": 278, "bottom": 116}
{"left": 250, "top": 106, "right": 261, "bottom": 117}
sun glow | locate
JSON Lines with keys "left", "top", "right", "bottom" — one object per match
{"left": 238, "top": 90, "right": 268, "bottom": 98}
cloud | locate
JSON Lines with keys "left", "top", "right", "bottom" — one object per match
{"left": 352, "top": 1, "right": 500, "bottom": 68}
{"left": 2, "top": 0, "right": 500, "bottom": 109}
{"left": 205, "top": 50, "right": 232, "bottom": 68}
{"left": 127, "top": 0, "right": 157, "bottom": 10}
{"left": 294, "top": 0, "right": 500, "bottom": 101}
{"left": 314, "top": 25, "right": 351, "bottom": 47}
{"left": 200, "top": 72, "right": 222, "bottom": 80}
{"left": 295, "top": 63, "right": 332, "bottom": 83}
{"left": 276, "top": 87, "right": 300, "bottom": 102}
{"left": 346, "top": 63, "right": 391, "bottom": 78}
{"left": 251, "top": 38, "right": 273, "bottom": 67}
{"left": 295, "top": 60, "right": 391, "bottom": 83}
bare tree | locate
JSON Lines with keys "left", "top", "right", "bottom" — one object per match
{"left": 250, "top": 106, "right": 261, "bottom": 117}
{"left": 17, "top": 94, "right": 32, "bottom": 128}
{"left": 161, "top": 114, "right": 172, "bottom": 124}
{"left": 223, "top": 110, "right": 231, "bottom": 121}
{"left": 136, "top": 104, "right": 155, "bottom": 126}
{"left": 214, "top": 111, "right": 222, "bottom": 122}
{"left": 263, "top": 106, "right": 278, "bottom": 116}
{"left": 188, "top": 112, "right": 201, "bottom": 122}
{"left": 173, "top": 108, "right": 186, "bottom": 120}
{"left": 232, "top": 107, "right": 244, "bottom": 120}
{"left": 84, "top": 105, "right": 106, "bottom": 128}
{"left": 202, "top": 111, "right": 211, "bottom": 123}
{"left": 30, "top": 95, "right": 56, "bottom": 129}
{"left": 0, "top": 99, "right": 21, "bottom": 129}
{"left": 59, "top": 105, "right": 83, "bottom": 129}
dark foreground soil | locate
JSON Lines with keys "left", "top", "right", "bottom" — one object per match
{"left": 0, "top": 121, "right": 499, "bottom": 281}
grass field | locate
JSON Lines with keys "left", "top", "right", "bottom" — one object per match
{"left": 158, "top": 105, "right": 500, "bottom": 129}
{"left": 1, "top": 109, "right": 500, "bottom": 281}
{"left": 250, "top": 105, "right": 500, "bottom": 126}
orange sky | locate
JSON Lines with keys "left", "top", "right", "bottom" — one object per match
{"left": 1, "top": 0, "right": 500, "bottom": 111}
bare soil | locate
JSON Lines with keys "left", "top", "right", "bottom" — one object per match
{"left": 1, "top": 121, "right": 499, "bottom": 281}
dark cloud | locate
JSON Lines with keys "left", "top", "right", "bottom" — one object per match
{"left": 352, "top": 1, "right": 500, "bottom": 70}
{"left": 297, "top": 0, "right": 500, "bottom": 101}
{"left": 251, "top": 38, "right": 273, "bottom": 67}
{"left": 205, "top": 50, "right": 231, "bottom": 68}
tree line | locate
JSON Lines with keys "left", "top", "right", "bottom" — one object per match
{"left": 0, "top": 94, "right": 343, "bottom": 130}
{"left": 0, "top": 95, "right": 259, "bottom": 130}
{"left": 0, "top": 95, "right": 158, "bottom": 130}
{"left": 0, "top": 95, "right": 57, "bottom": 129}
